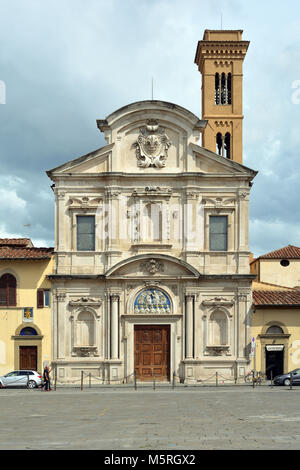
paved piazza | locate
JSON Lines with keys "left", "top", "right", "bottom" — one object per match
{"left": 1, "top": 385, "right": 300, "bottom": 450}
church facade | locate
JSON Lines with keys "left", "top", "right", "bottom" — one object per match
{"left": 47, "top": 30, "right": 257, "bottom": 384}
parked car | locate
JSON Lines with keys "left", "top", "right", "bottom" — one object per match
{"left": 273, "top": 369, "right": 300, "bottom": 386}
{"left": 0, "top": 370, "right": 42, "bottom": 389}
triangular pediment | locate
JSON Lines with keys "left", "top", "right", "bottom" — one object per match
{"left": 190, "top": 143, "right": 257, "bottom": 178}
{"left": 46, "top": 144, "right": 113, "bottom": 178}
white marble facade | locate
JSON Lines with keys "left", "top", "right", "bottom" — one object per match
{"left": 47, "top": 100, "right": 257, "bottom": 383}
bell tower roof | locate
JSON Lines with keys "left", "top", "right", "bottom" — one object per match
{"left": 194, "top": 29, "right": 250, "bottom": 73}
{"left": 194, "top": 29, "right": 250, "bottom": 165}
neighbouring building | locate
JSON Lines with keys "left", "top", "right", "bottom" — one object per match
{"left": 46, "top": 29, "right": 257, "bottom": 384}
{"left": 251, "top": 246, "right": 300, "bottom": 378}
{"left": 0, "top": 238, "right": 53, "bottom": 375}
{"left": 252, "top": 280, "right": 300, "bottom": 379}
{"left": 251, "top": 245, "right": 300, "bottom": 288}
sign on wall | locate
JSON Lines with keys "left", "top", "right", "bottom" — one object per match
{"left": 266, "top": 345, "right": 284, "bottom": 351}
{"left": 23, "top": 307, "right": 33, "bottom": 322}
{"left": 250, "top": 337, "right": 256, "bottom": 357}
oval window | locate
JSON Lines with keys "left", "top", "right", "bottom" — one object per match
{"left": 280, "top": 259, "right": 290, "bottom": 267}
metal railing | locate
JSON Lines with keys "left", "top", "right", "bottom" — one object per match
{"left": 47, "top": 366, "right": 275, "bottom": 391}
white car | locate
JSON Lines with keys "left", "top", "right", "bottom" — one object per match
{"left": 0, "top": 370, "right": 43, "bottom": 389}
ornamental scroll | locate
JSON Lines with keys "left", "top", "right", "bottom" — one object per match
{"left": 133, "top": 120, "right": 171, "bottom": 168}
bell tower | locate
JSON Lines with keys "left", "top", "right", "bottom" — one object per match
{"left": 194, "top": 30, "right": 249, "bottom": 164}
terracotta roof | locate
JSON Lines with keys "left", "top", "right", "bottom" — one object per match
{"left": 252, "top": 245, "right": 300, "bottom": 262}
{"left": 253, "top": 289, "right": 300, "bottom": 307}
{"left": 0, "top": 246, "right": 53, "bottom": 260}
{"left": 0, "top": 238, "right": 32, "bottom": 247}
{"left": 252, "top": 281, "right": 293, "bottom": 291}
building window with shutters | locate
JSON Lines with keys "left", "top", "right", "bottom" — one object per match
{"left": 76, "top": 215, "right": 95, "bottom": 251}
{"left": 209, "top": 216, "right": 228, "bottom": 251}
{"left": 0, "top": 273, "right": 17, "bottom": 306}
{"left": 37, "top": 289, "right": 50, "bottom": 308}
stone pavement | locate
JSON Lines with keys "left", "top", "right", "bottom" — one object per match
{"left": 1, "top": 385, "right": 300, "bottom": 450}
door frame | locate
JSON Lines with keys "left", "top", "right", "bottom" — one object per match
{"left": 134, "top": 324, "right": 171, "bottom": 381}
{"left": 258, "top": 334, "right": 290, "bottom": 375}
{"left": 19, "top": 345, "right": 38, "bottom": 371}
{"left": 124, "top": 317, "right": 180, "bottom": 383}
{"left": 265, "top": 347, "right": 284, "bottom": 379}
{"left": 12, "top": 324, "right": 43, "bottom": 372}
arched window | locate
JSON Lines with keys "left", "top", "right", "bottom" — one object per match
{"left": 0, "top": 274, "right": 16, "bottom": 306}
{"left": 216, "top": 132, "right": 223, "bottom": 155}
{"left": 216, "top": 132, "right": 231, "bottom": 159}
{"left": 215, "top": 72, "right": 231, "bottom": 105}
{"left": 20, "top": 327, "right": 38, "bottom": 336}
{"left": 77, "top": 311, "right": 95, "bottom": 346}
{"left": 215, "top": 73, "right": 220, "bottom": 105}
{"left": 224, "top": 132, "right": 231, "bottom": 159}
{"left": 266, "top": 325, "right": 284, "bottom": 335}
{"left": 227, "top": 73, "right": 232, "bottom": 104}
{"left": 221, "top": 73, "right": 226, "bottom": 104}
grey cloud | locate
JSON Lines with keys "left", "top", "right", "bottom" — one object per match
{"left": 1, "top": 0, "right": 300, "bottom": 256}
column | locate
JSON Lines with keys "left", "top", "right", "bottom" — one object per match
{"left": 185, "top": 295, "right": 194, "bottom": 359}
{"left": 110, "top": 294, "right": 119, "bottom": 360}
{"left": 56, "top": 291, "right": 66, "bottom": 359}
{"left": 55, "top": 190, "right": 66, "bottom": 251}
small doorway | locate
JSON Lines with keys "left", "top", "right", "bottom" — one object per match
{"left": 19, "top": 346, "right": 37, "bottom": 370}
{"left": 265, "top": 347, "right": 284, "bottom": 379}
{"left": 134, "top": 325, "right": 170, "bottom": 381}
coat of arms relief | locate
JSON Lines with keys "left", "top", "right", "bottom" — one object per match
{"left": 133, "top": 120, "right": 171, "bottom": 168}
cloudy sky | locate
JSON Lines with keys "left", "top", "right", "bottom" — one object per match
{"left": 0, "top": 0, "right": 300, "bottom": 257}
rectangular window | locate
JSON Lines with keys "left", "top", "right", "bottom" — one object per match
{"left": 77, "top": 215, "right": 95, "bottom": 251}
{"left": 37, "top": 289, "right": 50, "bottom": 308}
{"left": 44, "top": 290, "right": 50, "bottom": 307}
{"left": 209, "top": 216, "right": 228, "bottom": 251}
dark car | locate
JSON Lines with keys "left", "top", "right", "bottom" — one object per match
{"left": 273, "top": 369, "right": 300, "bottom": 386}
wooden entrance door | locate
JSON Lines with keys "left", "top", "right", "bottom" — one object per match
{"left": 134, "top": 325, "right": 170, "bottom": 381}
{"left": 19, "top": 346, "right": 37, "bottom": 370}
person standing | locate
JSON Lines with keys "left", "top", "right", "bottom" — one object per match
{"left": 43, "top": 365, "right": 51, "bottom": 391}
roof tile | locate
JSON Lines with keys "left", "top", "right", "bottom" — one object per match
{"left": 0, "top": 238, "right": 32, "bottom": 247}
{"left": 0, "top": 246, "right": 53, "bottom": 260}
{"left": 253, "top": 289, "right": 300, "bottom": 306}
{"left": 256, "top": 245, "right": 300, "bottom": 260}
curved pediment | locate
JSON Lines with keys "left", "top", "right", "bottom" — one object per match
{"left": 96, "top": 100, "right": 207, "bottom": 173}
{"left": 105, "top": 254, "right": 200, "bottom": 278}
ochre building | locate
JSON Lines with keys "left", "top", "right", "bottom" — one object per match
{"left": 251, "top": 245, "right": 300, "bottom": 288}
{"left": 0, "top": 238, "right": 53, "bottom": 375}
{"left": 251, "top": 246, "right": 300, "bottom": 378}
